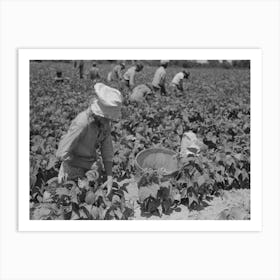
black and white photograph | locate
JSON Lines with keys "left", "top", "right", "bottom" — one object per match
{"left": 2, "top": 0, "right": 280, "bottom": 279}
{"left": 28, "top": 57, "right": 252, "bottom": 222}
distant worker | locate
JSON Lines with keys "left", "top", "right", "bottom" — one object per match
{"left": 89, "top": 62, "right": 100, "bottom": 81}
{"left": 54, "top": 70, "right": 64, "bottom": 83}
{"left": 152, "top": 60, "right": 169, "bottom": 95}
{"left": 129, "top": 84, "right": 153, "bottom": 103}
{"left": 170, "top": 70, "right": 190, "bottom": 95}
{"left": 79, "top": 60, "right": 84, "bottom": 79}
{"left": 107, "top": 62, "right": 125, "bottom": 82}
{"left": 123, "top": 63, "right": 144, "bottom": 89}
{"left": 54, "top": 70, "right": 70, "bottom": 83}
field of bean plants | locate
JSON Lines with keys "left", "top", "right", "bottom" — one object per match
{"left": 29, "top": 61, "right": 250, "bottom": 220}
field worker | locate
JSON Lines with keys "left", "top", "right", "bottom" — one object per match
{"left": 129, "top": 83, "right": 153, "bottom": 103}
{"left": 56, "top": 83, "right": 123, "bottom": 195}
{"left": 170, "top": 70, "right": 190, "bottom": 95}
{"left": 107, "top": 62, "right": 125, "bottom": 82}
{"left": 89, "top": 62, "right": 100, "bottom": 81}
{"left": 152, "top": 60, "right": 169, "bottom": 95}
{"left": 123, "top": 62, "right": 144, "bottom": 89}
{"left": 54, "top": 71, "right": 70, "bottom": 83}
{"left": 79, "top": 60, "right": 84, "bottom": 79}
{"left": 54, "top": 70, "right": 64, "bottom": 83}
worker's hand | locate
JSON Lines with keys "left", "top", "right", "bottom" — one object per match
{"left": 103, "top": 176, "right": 113, "bottom": 196}
{"left": 61, "top": 153, "right": 72, "bottom": 162}
{"left": 57, "top": 163, "right": 68, "bottom": 183}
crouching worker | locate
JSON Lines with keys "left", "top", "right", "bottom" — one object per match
{"left": 54, "top": 69, "right": 70, "bottom": 83}
{"left": 122, "top": 63, "right": 144, "bottom": 90}
{"left": 107, "top": 62, "right": 125, "bottom": 82}
{"left": 170, "top": 70, "right": 190, "bottom": 96}
{"left": 129, "top": 83, "right": 153, "bottom": 104}
{"left": 152, "top": 60, "right": 169, "bottom": 95}
{"left": 56, "top": 83, "right": 123, "bottom": 195}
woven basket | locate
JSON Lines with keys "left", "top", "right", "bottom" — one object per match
{"left": 135, "top": 148, "right": 179, "bottom": 178}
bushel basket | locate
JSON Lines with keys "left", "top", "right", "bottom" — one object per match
{"left": 135, "top": 148, "right": 179, "bottom": 179}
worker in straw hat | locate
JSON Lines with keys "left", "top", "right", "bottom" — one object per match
{"left": 107, "top": 61, "right": 125, "bottom": 82}
{"left": 170, "top": 69, "right": 190, "bottom": 95}
{"left": 56, "top": 83, "right": 123, "bottom": 195}
{"left": 122, "top": 62, "right": 144, "bottom": 90}
{"left": 152, "top": 60, "right": 169, "bottom": 95}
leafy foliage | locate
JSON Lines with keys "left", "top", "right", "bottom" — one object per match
{"left": 30, "top": 61, "right": 250, "bottom": 219}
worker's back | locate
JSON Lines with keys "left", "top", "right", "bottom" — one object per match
{"left": 171, "top": 72, "right": 184, "bottom": 85}
{"left": 152, "top": 66, "right": 166, "bottom": 88}
{"left": 130, "top": 84, "right": 152, "bottom": 102}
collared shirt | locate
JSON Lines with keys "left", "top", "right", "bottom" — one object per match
{"left": 171, "top": 72, "right": 184, "bottom": 85}
{"left": 56, "top": 108, "right": 113, "bottom": 169}
{"left": 123, "top": 66, "right": 137, "bottom": 87}
{"left": 152, "top": 66, "right": 166, "bottom": 88}
{"left": 130, "top": 84, "right": 152, "bottom": 102}
{"left": 171, "top": 72, "right": 184, "bottom": 90}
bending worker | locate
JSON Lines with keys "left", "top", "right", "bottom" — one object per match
{"left": 56, "top": 83, "right": 123, "bottom": 195}
{"left": 123, "top": 62, "right": 143, "bottom": 89}
{"left": 129, "top": 83, "right": 153, "bottom": 104}
{"left": 170, "top": 70, "right": 190, "bottom": 95}
{"left": 152, "top": 60, "right": 169, "bottom": 95}
{"left": 107, "top": 62, "right": 125, "bottom": 82}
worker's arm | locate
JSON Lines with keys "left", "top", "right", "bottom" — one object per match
{"left": 116, "top": 67, "right": 122, "bottom": 80}
{"left": 56, "top": 112, "right": 88, "bottom": 161}
{"left": 100, "top": 125, "right": 114, "bottom": 177}
{"left": 129, "top": 71, "right": 135, "bottom": 89}
{"left": 100, "top": 126, "right": 114, "bottom": 195}
{"left": 160, "top": 72, "right": 167, "bottom": 93}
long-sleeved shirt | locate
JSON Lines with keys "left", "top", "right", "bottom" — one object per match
{"left": 107, "top": 65, "right": 123, "bottom": 82}
{"left": 123, "top": 66, "right": 137, "bottom": 88}
{"left": 112, "top": 65, "right": 123, "bottom": 80}
{"left": 56, "top": 108, "right": 113, "bottom": 170}
{"left": 171, "top": 72, "right": 184, "bottom": 90}
{"left": 152, "top": 66, "right": 166, "bottom": 89}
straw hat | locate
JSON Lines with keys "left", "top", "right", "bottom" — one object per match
{"left": 91, "top": 83, "right": 123, "bottom": 121}
{"left": 160, "top": 60, "right": 169, "bottom": 66}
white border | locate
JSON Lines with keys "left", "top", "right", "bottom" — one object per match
{"left": 18, "top": 49, "right": 262, "bottom": 232}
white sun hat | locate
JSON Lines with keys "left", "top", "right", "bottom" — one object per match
{"left": 91, "top": 83, "right": 123, "bottom": 121}
{"left": 160, "top": 60, "right": 170, "bottom": 66}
